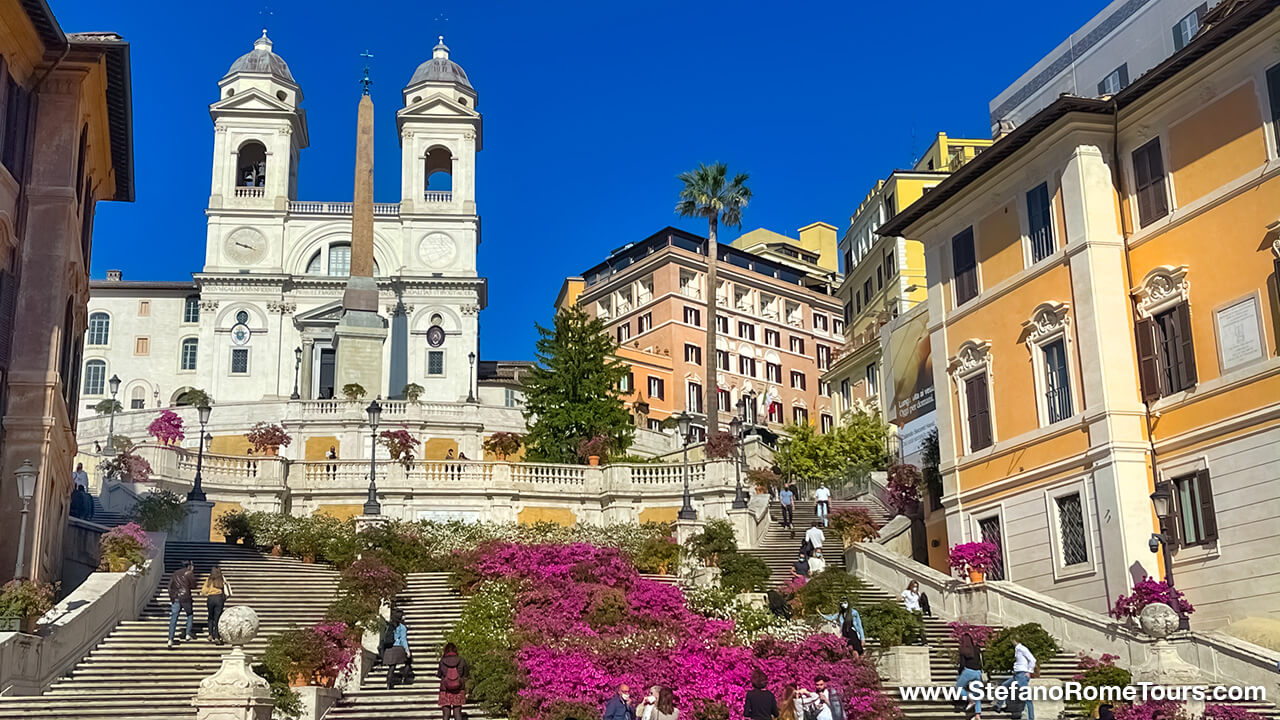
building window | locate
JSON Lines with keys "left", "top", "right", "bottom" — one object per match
{"left": 504, "top": 388, "right": 520, "bottom": 407}
{"left": 964, "top": 373, "right": 993, "bottom": 451}
{"left": 862, "top": 278, "right": 872, "bottom": 305}
{"left": 1055, "top": 492, "right": 1089, "bottom": 566}
{"left": 1027, "top": 182, "right": 1055, "bottom": 263}
{"left": 428, "top": 350, "right": 445, "bottom": 375}
{"left": 1172, "top": 4, "right": 1206, "bottom": 50}
{"left": 738, "top": 321, "right": 756, "bottom": 341}
{"left": 792, "top": 406, "right": 809, "bottom": 425}
{"left": 833, "top": 318, "right": 844, "bottom": 335}
{"left": 231, "top": 348, "right": 250, "bottom": 374}
{"left": 766, "top": 362, "right": 782, "bottom": 383}
{"left": 83, "top": 359, "right": 106, "bottom": 395}
{"left": 952, "top": 227, "right": 978, "bottom": 306}
{"left": 716, "top": 316, "right": 729, "bottom": 333}
{"left": 790, "top": 336, "right": 805, "bottom": 354}
{"left": 1172, "top": 471, "right": 1218, "bottom": 547}
{"left": 768, "top": 401, "right": 783, "bottom": 423}
{"left": 1267, "top": 63, "right": 1280, "bottom": 154}
{"left": 683, "top": 306, "right": 701, "bottom": 326}
{"left": 977, "top": 515, "right": 1007, "bottom": 580}
{"left": 876, "top": 266, "right": 883, "bottom": 292}
{"left": 717, "top": 388, "right": 731, "bottom": 412}
{"left": 648, "top": 418, "right": 663, "bottom": 431}
{"left": 130, "top": 387, "right": 146, "bottom": 410}
{"left": 134, "top": 337, "right": 150, "bottom": 356}
{"left": 1137, "top": 302, "right": 1196, "bottom": 400}
{"left": 816, "top": 344, "right": 831, "bottom": 370}
{"left": 716, "top": 350, "right": 729, "bottom": 371}
{"left": 648, "top": 376, "right": 665, "bottom": 400}
{"left": 684, "top": 344, "right": 702, "bottom": 365}
{"left": 1097, "top": 63, "right": 1129, "bottom": 95}
{"left": 327, "top": 243, "right": 352, "bottom": 277}
{"left": 686, "top": 381, "right": 703, "bottom": 414}
{"left": 183, "top": 295, "right": 200, "bottom": 323}
{"left": 884, "top": 193, "right": 895, "bottom": 217}
{"left": 1043, "top": 338, "right": 1072, "bottom": 423}
{"left": 855, "top": 293, "right": 863, "bottom": 314}
{"left": 637, "top": 313, "right": 652, "bottom": 333}
{"left": 840, "top": 379, "right": 850, "bottom": 407}
{"left": 814, "top": 314, "right": 828, "bottom": 332}
{"left": 87, "top": 312, "right": 110, "bottom": 345}
{"left": 820, "top": 413, "right": 833, "bottom": 433}
{"left": 790, "top": 370, "right": 806, "bottom": 390}
{"left": 1132, "top": 138, "right": 1169, "bottom": 227}
{"left": 616, "top": 323, "right": 631, "bottom": 344}
{"left": 865, "top": 362, "right": 878, "bottom": 397}
{"left": 2, "top": 69, "right": 32, "bottom": 182}
{"left": 764, "top": 329, "right": 780, "bottom": 347}
{"left": 619, "top": 371, "right": 633, "bottom": 393}
{"left": 138, "top": 300, "right": 150, "bottom": 317}
{"left": 180, "top": 338, "right": 199, "bottom": 371}
{"left": 739, "top": 356, "right": 757, "bottom": 377}
{"left": 818, "top": 380, "right": 830, "bottom": 397}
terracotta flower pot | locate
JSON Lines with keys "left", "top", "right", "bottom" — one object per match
{"left": 587, "top": 455, "right": 600, "bottom": 466}
{"left": 271, "top": 545, "right": 283, "bottom": 557}
{"left": 265, "top": 446, "right": 279, "bottom": 456}
{"left": 302, "top": 554, "right": 315, "bottom": 564}
{"left": 968, "top": 568, "right": 985, "bottom": 583}
{"left": 21, "top": 615, "right": 39, "bottom": 634}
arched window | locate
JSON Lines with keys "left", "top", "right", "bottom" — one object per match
{"left": 328, "top": 243, "right": 351, "bottom": 277}
{"left": 87, "top": 312, "right": 110, "bottom": 345}
{"left": 181, "top": 338, "right": 198, "bottom": 370}
{"left": 83, "top": 359, "right": 107, "bottom": 396}
{"left": 129, "top": 386, "right": 146, "bottom": 409}
{"left": 237, "top": 141, "right": 267, "bottom": 187}
{"left": 183, "top": 295, "right": 200, "bottom": 323}
{"left": 306, "top": 251, "right": 321, "bottom": 274}
{"left": 424, "top": 147, "right": 453, "bottom": 195}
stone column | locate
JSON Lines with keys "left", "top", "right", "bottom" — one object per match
{"left": 193, "top": 606, "right": 272, "bottom": 720}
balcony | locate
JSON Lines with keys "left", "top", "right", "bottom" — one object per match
{"left": 423, "top": 191, "right": 453, "bottom": 202}
{"left": 233, "top": 187, "right": 264, "bottom": 198}
{"left": 288, "top": 201, "right": 401, "bottom": 216}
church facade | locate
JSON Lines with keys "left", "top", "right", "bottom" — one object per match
{"left": 82, "top": 34, "right": 490, "bottom": 416}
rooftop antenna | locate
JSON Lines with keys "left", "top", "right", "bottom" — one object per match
{"left": 359, "top": 49, "right": 374, "bottom": 95}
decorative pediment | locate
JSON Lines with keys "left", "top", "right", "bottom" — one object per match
{"left": 948, "top": 339, "right": 992, "bottom": 377}
{"left": 1131, "top": 265, "right": 1189, "bottom": 318}
{"left": 293, "top": 300, "right": 345, "bottom": 327}
{"left": 1022, "top": 302, "right": 1071, "bottom": 344}
{"left": 210, "top": 87, "right": 295, "bottom": 114}
{"left": 396, "top": 95, "right": 480, "bottom": 121}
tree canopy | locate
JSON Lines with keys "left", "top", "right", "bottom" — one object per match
{"left": 774, "top": 412, "right": 888, "bottom": 482}
{"left": 521, "top": 306, "right": 635, "bottom": 463}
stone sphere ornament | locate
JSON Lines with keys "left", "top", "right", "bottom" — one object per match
{"left": 218, "top": 605, "right": 260, "bottom": 647}
{"left": 1138, "top": 601, "right": 1180, "bottom": 639}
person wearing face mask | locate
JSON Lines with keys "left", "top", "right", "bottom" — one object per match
{"left": 808, "top": 548, "right": 827, "bottom": 576}
{"left": 638, "top": 686, "right": 661, "bottom": 720}
{"left": 604, "top": 684, "right": 636, "bottom": 720}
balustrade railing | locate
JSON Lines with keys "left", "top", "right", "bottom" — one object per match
{"left": 422, "top": 191, "right": 452, "bottom": 202}
{"left": 510, "top": 463, "right": 587, "bottom": 485}
{"left": 288, "top": 200, "right": 400, "bottom": 216}
{"left": 624, "top": 462, "right": 705, "bottom": 485}
{"left": 234, "top": 186, "right": 264, "bottom": 198}
{"left": 408, "top": 461, "right": 492, "bottom": 485}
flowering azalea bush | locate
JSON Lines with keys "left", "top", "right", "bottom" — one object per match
{"left": 948, "top": 541, "right": 1000, "bottom": 575}
{"left": 1204, "top": 704, "right": 1265, "bottom": 720}
{"left": 1072, "top": 653, "right": 1130, "bottom": 717}
{"left": 1109, "top": 576, "right": 1194, "bottom": 620}
{"left": 146, "top": 410, "right": 185, "bottom": 445}
{"left": 378, "top": 429, "right": 419, "bottom": 469}
{"left": 311, "top": 621, "right": 360, "bottom": 680}
{"left": 828, "top": 507, "right": 880, "bottom": 543}
{"left": 885, "top": 464, "right": 922, "bottom": 514}
{"left": 1114, "top": 700, "right": 1189, "bottom": 720}
{"left": 339, "top": 556, "right": 406, "bottom": 603}
{"left": 245, "top": 422, "right": 292, "bottom": 453}
{"left": 704, "top": 432, "right": 736, "bottom": 459}
{"left": 98, "top": 522, "right": 154, "bottom": 572}
{"left": 99, "top": 449, "right": 152, "bottom": 482}
{"left": 576, "top": 435, "right": 612, "bottom": 462}
{"left": 483, "top": 432, "right": 523, "bottom": 460}
{"left": 448, "top": 541, "right": 899, "bottom": 720}
{"left": 946, "top": 621, "right": 995, "bottom": 647}
{"left": 0, "top": 579, "right": 57, "bottom": 619}
{"left": 263, "top": 622, "right": 358, "bottom": 688}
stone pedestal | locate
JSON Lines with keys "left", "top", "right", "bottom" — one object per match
{"left": 354, "top": 514, "right": 389, "bottom": 534}
{"left": 1134, "top": 639, "right": 1202, "bottom": 685}
{"left": 193, "top": 648, "right": 272, "bottom": 720}
{"left": 295, "top": 686, "right": 343, "bottom": 720}
{"left": 737, "top": 592, "right": 768, "bottom": 611}
{"left": 727, "top": 507, "right": 753, "bottom": 549}
{"left": 179, "top": 500, "right": 214, "bottom": 543}
{"left": 1028, "top": 678, "right": 1064, "bottom": 718}
{"left": 878, "top": 646, "right": 931, "bottom": 685}
{"left": 953, "top": 583, "right": 990, "bottom": 625}
{"left": 334, "top": 309, "right": 387, "bottom": 400}
{"left": 674, "top": 518, "right": 704, "bottom": 546}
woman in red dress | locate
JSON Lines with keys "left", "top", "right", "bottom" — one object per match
{"left": 437, "top": 642, "right": 470, "bottom": 720}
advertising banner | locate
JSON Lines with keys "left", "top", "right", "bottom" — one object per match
{"left": 885, "top": 305, "right": 936, "bottom": 464}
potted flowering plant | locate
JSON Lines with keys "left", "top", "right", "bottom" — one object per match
{"left": 401, "top": 382, "right": 424, "bottom": 404}
{"left": 704, "top": 431, "right": 736, "bottom": 460}
{"left": 379, "top": 429, "right": 419, "bottom": 469}
{"left": 576, "top": 435, "right": 611, "bottom": 466}
{"left": 1109, "top": 576, "right": 1194, "bottom": 621}
{"left": 886, "top": 463, "right": 923, "bottom": 515}
{"left": 99, "top": 448, "right": 153, "bottom": 483}
{"left": 828, "top": 507, "right": 881, "bottom": 546}
{"left": 0, "top": 579, "right": 57, "bottom": 633}
{"left": 341, "top": 383, "right": 366, "bottom": 402}
{"left": 245, "top": 422, "right": 292, "bottom": 455}
{"left": 216, "top": 510, "right": 255, "bottom": 545}
{"left": 147, "top": 410, "right": 185, "bottom": 445}
{"left": 948, "top": 541, "right": 1000, "bottom": 582}
{"left": 482, "top": 431, "right": 523, "bottom": 460}
{"left": 98, "top": 522, "right": 154, "bottom": 572}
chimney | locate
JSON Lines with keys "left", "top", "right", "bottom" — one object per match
{"left": 106, "top": 270, "right": 123, "bottom": 281}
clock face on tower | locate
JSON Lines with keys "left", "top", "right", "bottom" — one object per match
{"left": 418, "top": 232, "right": 458, "bottom": 269}
{"left": 224, "top": 227, "right": 268, "bottom": 266}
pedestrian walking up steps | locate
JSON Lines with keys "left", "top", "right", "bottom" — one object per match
{"left": 749, "top": 497, "right": 1279, "bottom": 719}
{"left": 0, "top": 541, "right": 339, "bottom": 720}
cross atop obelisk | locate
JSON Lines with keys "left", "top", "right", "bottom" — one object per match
{"left": 333, "top": 50, "right": 388, "bottom": 397}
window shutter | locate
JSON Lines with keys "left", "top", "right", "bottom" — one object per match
{"left": 1134, "top": 318, "right": 1161, "bottom": 402}
{"left": 1097, "top": 78, "right": 1107, "bottom": 96}
{"left": 966, "top": 374, "right": 992, "bottom": 451}
{"left": 0, "top": 270, "right": 16, "bottom": 369}
{"left": 1175, "top": 303, "right": 1197, "bottom": 388}
{"left": 1118, "top": 64, "right": 1129, "bottom": 89}
{"left": 1195, "top": 469, "right": 1217, "bottom": 542}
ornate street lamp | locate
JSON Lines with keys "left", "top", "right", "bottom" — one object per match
{"left": 105, "top": 374, "right": 122, "bottom": 456}
{"left": 291, "top": 346, "right": 303, "bottom": 400}
{"left": 467, "top": 351, "right": 477, "bottom": 403}
{"left": 364, "top": 398, "right": 383, "bottom": 515}
{"left": 730, "top": 414, "right": 747, "bottom": 509}
{"left": 677, "top": 412, "right": 696, "bottom": 520}
{"left": 1149, "top": 482, "right": 1190, "bottom": 631}
{"left": 189, "top": 403, "right": 212, "bottom": 501}
{"left": 13, "top": 460, "right": 37, "bottom": 579}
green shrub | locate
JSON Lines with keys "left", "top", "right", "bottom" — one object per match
{"left": 631, "top": 534, "right": 681, "bottom": 575}
{"left": 215, "top": 510, "right": 254, "bottom": 544}
{"left": 586, "top": 587, "right": 627, "bottom": 628}
{"left": 445, "top": 581, "right": 519, "bottom": 716}
{"left": 984, "top": 623, "right": 1061, "bottom": 675}
{"left": 795, "top": 568, "right": 867, "bottom": 617}
{"left": 718, "top": 552, "right": 771, "bottom": 592}
{"left": 684, "top": 585, "right": 787, "bottom": 638}
{"left": 129, "top": 489, "right": 188, "bottom": 532}
{"left": 685, "top": 519, "right": 738, "bottom": 567}
{"left": 252, "top": 662, "right": 300, "bottom": 720}
{"left": 262, "top": 626, "right": 325, "bottom": 685}
{"left": 861, "top": 601, "right": 925, "bottom": 648}
{"left": 1076, "top": 655, "right": 1131, "bottom": 717}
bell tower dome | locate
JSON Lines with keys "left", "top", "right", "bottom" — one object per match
{"left": 397, "top": 37, "right": 481, "bottom": 215}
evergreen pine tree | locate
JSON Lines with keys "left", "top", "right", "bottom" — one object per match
{"left": 522, "top": 306, "right": 635, "bottom": 463}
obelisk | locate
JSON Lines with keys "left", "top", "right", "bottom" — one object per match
{"left": 333, "top": 70, "right": 388, "bottom": 397}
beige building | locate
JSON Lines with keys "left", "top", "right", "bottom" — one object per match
{"left": 564, "top": 226, "right": 843, "bottom": 437}
{"left": 0, "top": 0, "right": 133, "bottom": 583}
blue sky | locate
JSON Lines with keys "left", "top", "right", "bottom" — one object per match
{"left": 60, "top": 0, "right": 1099, "bottom": 361}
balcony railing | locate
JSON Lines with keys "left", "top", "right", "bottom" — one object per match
{"left": 234, "top": 186, "right": 265, "bottom": 198}
{"left": 288, "top": 201, "right": 401, "bottom": 216}
{"left": 423, "top": 191, "right": 453, "bottom": 202}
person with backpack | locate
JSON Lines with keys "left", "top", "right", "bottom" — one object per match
{"left": 437, "top": 642, "right": 469, "bottom": 720}
{"left": 167, "top": 560, "right": 196, "bottom": 648}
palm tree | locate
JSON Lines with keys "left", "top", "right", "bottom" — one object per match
{"left": 676, "top": 163, "right": 752, "bottom": 434}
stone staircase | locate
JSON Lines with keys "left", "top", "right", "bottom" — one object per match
{"left": 0, "top": 541, "right": 339, "bottom": 720}
{"left": 325, "top": 573, "right": 490, "bottom": 720}
{"left": 89, "top": 495, "right": 131, "bottom": 528}
{"left": 748, "top": 499, "right": 887, "bottom": 587}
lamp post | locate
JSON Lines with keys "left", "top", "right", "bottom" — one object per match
{"left": 730, "top": 414, "right": 747, "bottom": 509}
{"left": 1149, "top": 482, "right": 1190, "bottom": 631}
{"left": 364, "top": 398, "right": 382, "bottom": 515}
{"left": 153, "top": 389, "right": 160, "bottom": 409}
{"left": 13, "top": 460, "right": 37, "bottom": 579}
{"left": 189, "top": 403, "right": 211, "bottom": 501}
{"left": 105, "top": 374, "right": 121, "bottom": 456}
{"left": 291, "top": 346, "right": 302, "bottom": 400}
{"left": 467, "top": 351, "right": 476, "bottom": 403}
{"left": 677, "top": 412, "right": 696, "bottom": 520}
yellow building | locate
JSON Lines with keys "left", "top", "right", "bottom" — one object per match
{"left": 879, "top": 0, "right": 1280, "bottom": 626}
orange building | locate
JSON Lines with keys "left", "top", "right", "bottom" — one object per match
{"left": 560, "top": 226, "right": 843, "bottom": 438}
{"left": 879, "top": 0, "right": 1280, "bottom": 626}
